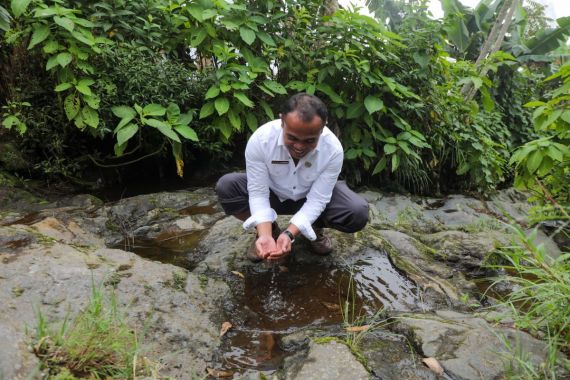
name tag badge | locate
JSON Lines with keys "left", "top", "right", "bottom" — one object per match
{"left": 271, "top": 160, "right": 289, "bottom": 164}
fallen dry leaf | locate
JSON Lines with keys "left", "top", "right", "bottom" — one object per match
{"left": 231, "top": 271, "right": 244, "bottom": 279}
{"left": 279, "top": 265, "right": 288, "bottom": 272}
{"left": 206, "top": 367, "right": 233, "bottom": 377}
{"left": 321, "top": 301, "right": 341, "bottom": 311}
{"left": 220, "top": 321, "right": 232, "bottom": 337}
{"left": 345, "top": 325, "right": 370, "bottom": 332}
{"left": 422, "top": 357, "right": 444, "bottom": 375}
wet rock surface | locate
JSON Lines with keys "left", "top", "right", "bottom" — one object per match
{"left": 0, "top": 185, "right": 566, "bottom": 379}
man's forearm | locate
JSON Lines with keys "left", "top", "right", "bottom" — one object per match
{"left": 256, "top": 221, "right": 273, "bottom": 237}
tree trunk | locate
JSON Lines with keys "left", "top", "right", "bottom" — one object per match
{"left": 461, "top": 0, "right": 519, "bottom": 100}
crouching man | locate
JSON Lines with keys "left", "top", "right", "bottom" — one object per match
{"left": 215, "top": 93, "right": 368, "bottom": 262}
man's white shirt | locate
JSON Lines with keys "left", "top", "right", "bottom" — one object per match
{"left": 243, "top": 119, "right": 343, "bottom": 241}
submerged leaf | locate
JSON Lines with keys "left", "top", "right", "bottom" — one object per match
{"left": 220, "top": 321, "right": 232, "bottom": 337}
{"left": 422, "top": 357, "right": 444, "bottom": 375}
{"left": 231, "top": 271, "right": 244, "bottom": 279}
{"left": 206, "top": 368, "right": 233, "bottom": 377}
{"left": 345, "top": 325, "right": 369, "bottom": 332}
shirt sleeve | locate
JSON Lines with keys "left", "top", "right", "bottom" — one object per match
{"left": 242, "top": 133, "right": 277, "bottom": 231}
{"left": 290, "top": 150, "right": 343, "bottom": 240}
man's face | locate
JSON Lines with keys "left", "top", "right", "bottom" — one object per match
{"left": 281, "top": 111, "right": 324, "bottom": 160}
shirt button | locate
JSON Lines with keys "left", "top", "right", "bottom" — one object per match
{"left": 293, "top": 171, "right": 296, "bottom": 174}
{"left": 293, "top": 186, "right": 296, "bottom": 189}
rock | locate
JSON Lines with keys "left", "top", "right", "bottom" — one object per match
{"left": 360, "top": 330, "right": 437, "bottom": 380}
{"left": 282, "top": 340, "right": 369, "bottom": 380}
{"left": 0, "top": 142, "right": 30, "bottom": 171}
{"left": 393, "top": 310, "right": 552, "bottom": 380}
{"left": 487, "top": 188, "right": 532, "bottom": 225}
{"left": 0, "top": 241, "right": 229, "bottom": 380}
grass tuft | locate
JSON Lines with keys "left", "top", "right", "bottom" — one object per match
{"left": 487, "top": 224, "right": 570, "bottom": 379}
{"left": 32, "top": 282, "right": 157, "bottom": 379}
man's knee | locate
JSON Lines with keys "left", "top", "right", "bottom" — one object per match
{"left": 348, "top": 197, "right": 369, "bottom": 232}
{"left": 215, "top": 173, "right": 245, "bottom": 200}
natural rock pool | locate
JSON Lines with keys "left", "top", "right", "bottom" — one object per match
{"left": 1, "top": 187, "right": 565, "bottom": 379}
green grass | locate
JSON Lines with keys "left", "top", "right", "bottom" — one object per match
{"left": 487, "top": 224, "right": 570, "bottom": 379}
{"left": 32, "top": 282, "right": 156, "bottom": 379}
{"left": 338, "top": 265, "right": 388, "bottom": 362}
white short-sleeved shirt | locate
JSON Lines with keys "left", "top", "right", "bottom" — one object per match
{"left": 243, "top": 119, "right": 344, "bottom": 241}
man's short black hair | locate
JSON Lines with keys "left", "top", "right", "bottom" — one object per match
{"left": 281, "top": 93, "right": 328, "bottom": 125}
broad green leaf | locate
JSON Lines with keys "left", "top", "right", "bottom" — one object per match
{"left": 524, "top": 101, "right": 546, "bottom": 108}
{"left": 286, "top": 81, "right": 307, "bottom": 91}
{"left": 205, "top": 86, "right": 220, "bottom": 99}
{"left": 55, "top": 82, "right": 73, "bottom": 92}
{"left": 260, "top": 100, "right": 273, "bottom": 120}
{"left": 257, "top": 31, "right": 276, "bottom": 46}
{"left": 178, "top": 112, "right": 193, "bottom": 126}
{"left": 82, "top": 106, "right": 99, "bottom": 128}
{"left": 372, "top": 157, "right": 387, "bottom": 175}
{"left": 228, "top": 109, "right": 241, "bottom": 129}
{"left": 234, "top": 92, "right": 254, "bottom": 108}
{"left": 2, "top": 115, "right": 19, "bottom": 128}
{"left": 384, "top": 144, "right": 397, "bottom": 155}
{"left": 71, "top": 30, "right": 95, "bottom": 46}
{"left": 114, "top": 115, "right": 134, "bottom": 133}
{"left": 346, "top": 102, "right": 364, "bottom": 119}
{"left": 11, "top": 0, "right": 32, "bottom": 17}
{"left": 166, "top": 103, "right": 180, "bottom": 124}
{"left": 218, "top": 122, "right": 232, "bottom": 139}
{"left": 56, "top": 52, "right": 72, "bottom": 67}
{"left": 77, "top": 78, "right": 95, "bottom": 87}
{"left": 28, "top": 24, "right": 50, "bottom": 49}
{"left": 156, "top": 123, "right": 181, "bottom": 142}
{"left": 239, "top": 27, "right": 255, "bottom": 45}
{"left": 345, "top": 149, "right": 359, "bottom": 160}
{"left": 457, "top": 162, "right": 470, "bottom": 175}
{"left": 215, "top": 97, "right": 230, "bottom": 115}
{"left": 53, "top": 16, "right": 75, "bottom": 32}
{"left": 202, "top": 8, "right": 217, "bottom": 19}
{"left": 397, "top": 141, "right": 411, "bottom": 154}
{"left": 64, "top": 94, "right": 80, "bottom": 120}
{"left": 246, "top": 113, "right": 257, "bottom": 131}
{"left": 117, "top": 123, "right": 138, "bottom": 146}
{"left": 186, "top": 5, "right": 204, "bottom": 21}
{"left": 526, "top": 150, "right": 543, "bottom": 174}
{"left": 83, "top": 95, "right": 99, "bottom": 110}
{"left": 262, "top": 80, "right": 287, "bottom": 95}
{"left": 391, "top": 154, "right": 400, "bottom": 172}
{"left": 144, "top": 118, "right": 168, "bottom": 128}
{"left": 546, "top": 145, "right": 563, "bottom": 162}
{"left": 316, "top": 83, "right": 343, "bottom": 104}
{"left": 73, "top": 18, "right": 95, "bottom": 28}
{"left": 43, "top": 40, "right": 59, "bottom": 54}
{"left": 112, "top": 106, "right": 136, "bottom": 119}
{"left": 174, "top": 125, "right": 199, "bottom": 141}
{"left": 75, "top": 82, "right": 92, "bottom": 96}
{"left": 364, "top": 95, "right": 384, "bottom": 114}
{"left": 199, "top": 102, "right": 215, "bottom": 119}
{"left": 114, "top": 142, "right": 127, "bottom": 156}
{"left": 34, "top": 7, "right": 58, "bottom": 17}
{"left": 143, "top": 104, "right": 166, "bottom": 116}
{"left": 190, "top": 28, "right": 207, "bottom": 47}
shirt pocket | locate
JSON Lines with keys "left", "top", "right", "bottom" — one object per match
{"left": 269, "top": 163, "right": 290, "bottom": 179}
{"left": 299, "top": 169, "right": 318, "bottom": 184}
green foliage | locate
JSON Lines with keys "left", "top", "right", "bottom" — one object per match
{"left": 1, "top": 100, "right": 29, "bottom": 134}
{"left": 0, "top": 0, "right": 559, "bottom": 193}
{"left": 488, "top": 224, "right": 570, "bottom": 378}
{"left": 32, "top": 283, "right": 148, "bottom": 378}
{"left": 511, "top": 62, "right": 570, "bottom": 205}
